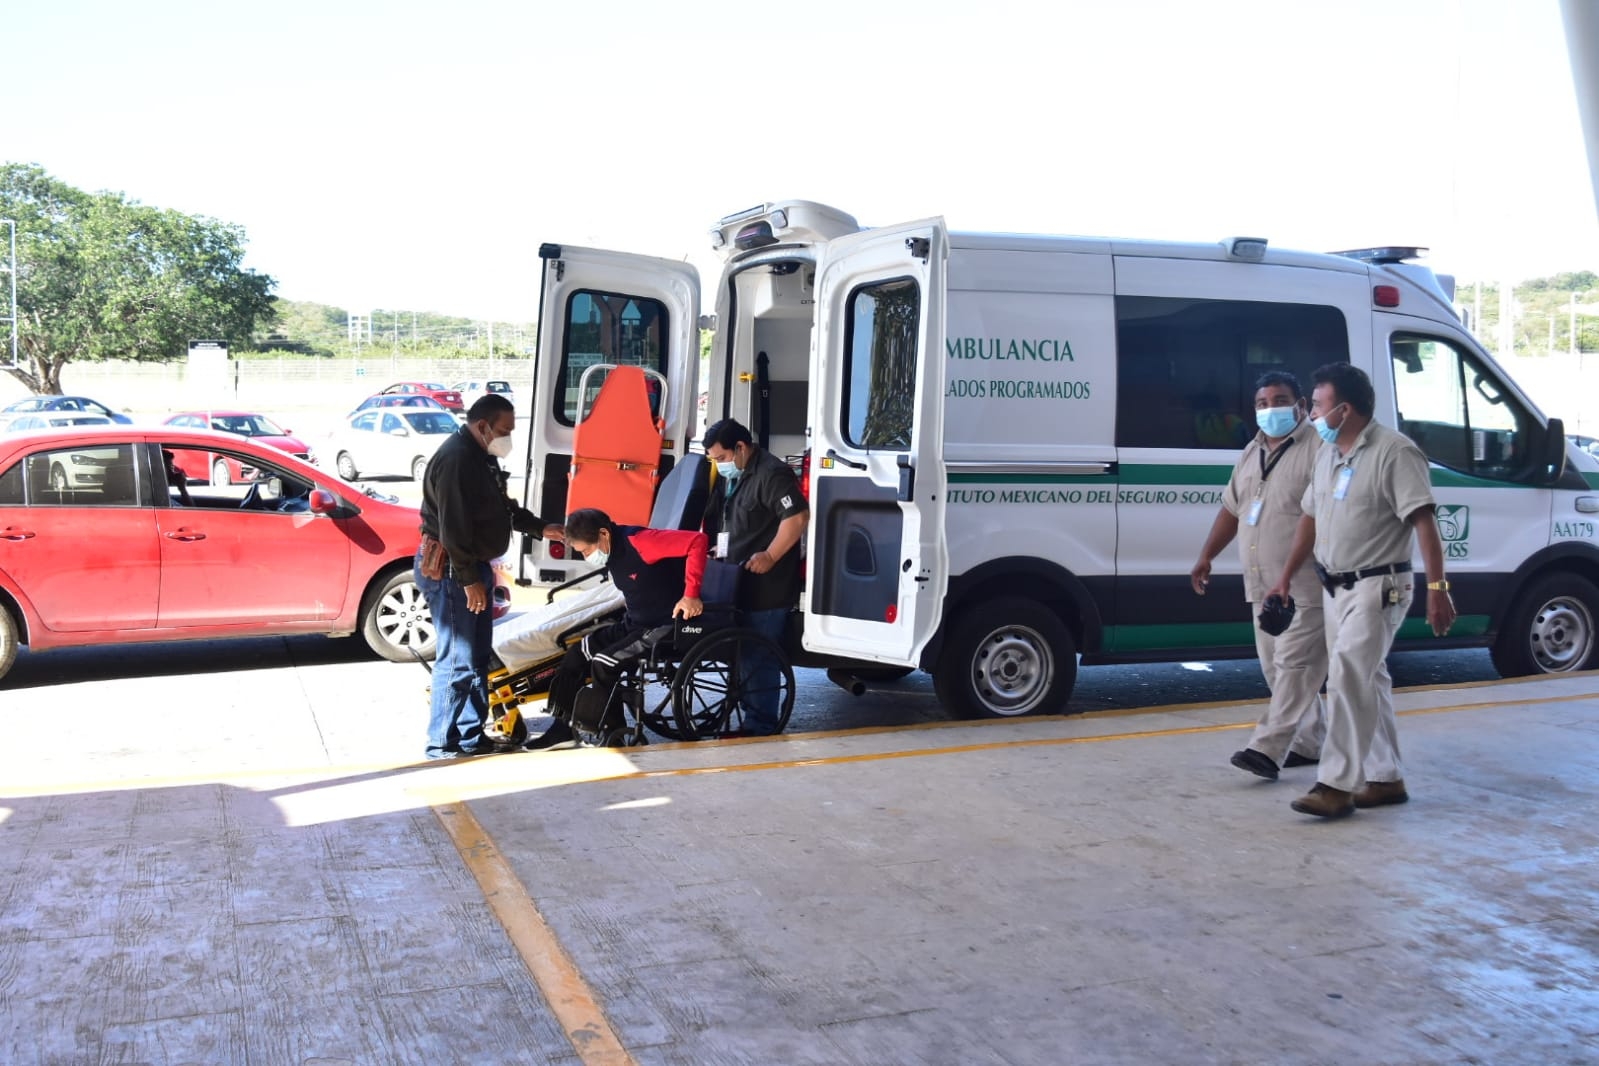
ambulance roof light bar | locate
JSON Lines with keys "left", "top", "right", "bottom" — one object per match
{"left": 1223, "top": 237, "right": 1268, "bottom": 262}
{"left": 1329, "top": 246, "right": 1429, "bottom": 264}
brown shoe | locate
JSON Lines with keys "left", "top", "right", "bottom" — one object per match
{"left": 1353, "top": 779, "right": 1409, "bottom": 808}
{"left": 1290, "top": 783, "right": 1355, "bottom": 819}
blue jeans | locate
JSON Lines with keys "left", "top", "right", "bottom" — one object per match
{"left": 416, "top": 553, "right": 494, "bottom": 756}
{"left": 739, "top": 606, "right": 789, "bottom": 735}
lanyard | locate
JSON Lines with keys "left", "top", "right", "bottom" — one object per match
{"left": 1256, "top": 436, "right": 1294, "bottom": 489}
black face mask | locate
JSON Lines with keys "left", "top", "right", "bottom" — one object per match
{"left": 1258, "top": 594, "right": 1297, "bottom": 637}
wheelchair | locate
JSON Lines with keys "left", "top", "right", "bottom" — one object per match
{"left": 482, "top": 570, "right": 796, "bottom": 749}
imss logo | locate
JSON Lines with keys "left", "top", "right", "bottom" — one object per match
{"left": 1437, "top": 505, "right": 1471, "bottom": 558}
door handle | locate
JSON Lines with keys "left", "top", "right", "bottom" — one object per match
{"left": 1, "top": 529, "right": 36, "bottom": 540}
{"left": 825, "top": 448, "right": 868, "bottom": 471}
{"left": 164, "top": 530, "right": 207, "bottom": 542}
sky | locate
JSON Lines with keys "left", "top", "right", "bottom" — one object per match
{"left": 7, "top": 0, "right": 1597, "bottom": 324}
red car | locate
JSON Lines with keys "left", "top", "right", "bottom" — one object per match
{"left": 162, "top": 410, "right": 314, "bottom": 484}
{"left": 0, "top": 425, "right": 507, "bottom": 682}
{"left": 378, "top": 382, "right": 464, "bottom": 412}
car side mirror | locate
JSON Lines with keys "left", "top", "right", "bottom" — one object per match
{"left": 261, "top": 477, "right": 283, "bottom": 501}
{"left": 309, "top": 489, "right": 339, "bottom": 515}
{"left": 1542, "top": 417, "right": 1568, "bottom": 482}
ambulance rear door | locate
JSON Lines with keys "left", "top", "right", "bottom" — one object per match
{"left": 519, "top": 244, "right": 699, "bottom": 586}
{"left": 803, "top": 219, "right": 949, "bottom": 665}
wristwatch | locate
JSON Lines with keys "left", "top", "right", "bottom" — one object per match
{"left": 1426, "top": 580, "right": 1450, "bottom": 591}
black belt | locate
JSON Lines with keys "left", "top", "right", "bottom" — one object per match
{"left": 1314, "top": 561, "right": 1411, "bottom": 595}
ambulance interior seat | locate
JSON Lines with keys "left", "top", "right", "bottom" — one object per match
{"left": 566, "top": 365, "right": 663, "bottom": 526}
{"left": 647, "top": 452, "right": 711, "bottom": 532}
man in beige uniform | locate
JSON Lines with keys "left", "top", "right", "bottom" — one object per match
{"left": 1192, "top": 371, "right": 1325, "bottom": 780}
{"left": 1268, "top": 362, "right": 1455, "bottom": 818}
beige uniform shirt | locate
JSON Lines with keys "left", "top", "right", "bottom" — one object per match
{"left": 1221, "top": 417, "right": 1322, "bottom": 604}
{"left": 1301, "top": 419, "right": 1436, "bottom": 574}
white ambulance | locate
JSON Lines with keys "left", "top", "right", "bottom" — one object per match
{"left": 516, "top": 201, "right": 1599, "bottom": 718}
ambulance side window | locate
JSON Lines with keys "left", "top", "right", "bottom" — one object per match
{"left": 842, "top": 276, "right": 919, "bottom": 450}
{"left": 1115, "top": 297, "right": 1348, "bottom": 450}
{"left": 1391, "top": 334, "right": 1538, "bottom": 482}
{"left": 556, "top": 290, "right": 670, "bottom": 426}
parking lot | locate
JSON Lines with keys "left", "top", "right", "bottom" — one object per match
{"left": 2, "top": 643, "right": 1596, "bottom": 1065}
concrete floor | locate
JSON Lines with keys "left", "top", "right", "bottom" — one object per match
{"left": 2, "top": 667, "right": 1596, "bottom": 1065}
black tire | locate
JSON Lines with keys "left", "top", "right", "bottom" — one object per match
{"left": 361, "top": 569, "right": 436, "bottom": 663}
{"left": 672, "top": 627, "right": 795, "bottom": 739}
{"left": 211, "top": 457, "right": 231, "bottom": 486}
{"left": 411, "top": 456, "right": 429, "bottom": 482}
{"left": 1489, "top": 573, "right": 1599, "bottom": 676}
{"left": 336, "top": 452, "right": 359, "bottom": 481}
{"left": 0, "top": 602, "right": 19, "bottom": 683}
{"left": 933, "top": 596, "right": 1076, "bottom": 718}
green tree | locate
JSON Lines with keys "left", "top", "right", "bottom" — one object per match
{"left": 1, "top": 163, "right": 276, "bottom": 393}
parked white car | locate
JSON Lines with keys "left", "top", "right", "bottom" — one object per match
{"left": 4, "top": 413, "right": 115, "bottom": 433}
{"left": 450, "top": 379, "right": 515, "bottom": 410}
{"left": 324, "top": 408, "right": 459, "bottom": 482}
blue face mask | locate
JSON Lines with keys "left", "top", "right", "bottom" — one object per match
{"left": 716, "top": 460, "right": 740, "bottom": 482}
{"left": 1313, "top": 407, "right": 1344, "bottom": 445}
{"left": 1256, "top": 406, "right": 1300, "bottom": 438}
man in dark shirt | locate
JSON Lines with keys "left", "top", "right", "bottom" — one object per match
{"left": 417, "top": 394, "right": 561, "bottom": 760}
{"left": 701, "top": 418, "right": 808, "bottom": 735}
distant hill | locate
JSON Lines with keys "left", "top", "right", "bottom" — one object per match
{"left": 251, "top": 298, "right": 537, "bottom": 359}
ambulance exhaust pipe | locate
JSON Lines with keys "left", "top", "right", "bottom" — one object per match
{"left": 826, "top": 669, "right": 868, "bottom": 697}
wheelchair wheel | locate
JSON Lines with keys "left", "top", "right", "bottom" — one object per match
{"left": 671, "top": 627, "right": 795, "bottom": 740}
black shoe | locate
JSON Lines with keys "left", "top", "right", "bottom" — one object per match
{"left": 523, "top": 720, "right": 577, "bottom": 751}
{"left": 1230, "top": 748, "right": 1279, "bottom": 780}
{"left": 458, "top": 742, "right": 509, "bottom": 757}
{"left": 1283, "top": 751, "right": 1320, "bottom": 768}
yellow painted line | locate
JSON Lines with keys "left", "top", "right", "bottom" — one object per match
{"left": 434, "top": 801, "right": 637, "bottom": 1066}
{"left": 552, "top": 688, "right": 1599, "bottom": 785}
{"left": 5, "top": 683, "right": 1596, "bottom": 799}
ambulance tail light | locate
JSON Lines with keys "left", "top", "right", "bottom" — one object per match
{"left": 547, "top": 540, "right": 566, "bottom": 559}
{"left": 1374, "top": 285, "right": 1401, "bottom": 308}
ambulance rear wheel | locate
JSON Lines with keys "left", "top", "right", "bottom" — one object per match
{"left": 1490, "top": 573, "right": 1599, "bottom": 676}
{"left": 934, "top": 597, "right": 1076, "bottom": 718}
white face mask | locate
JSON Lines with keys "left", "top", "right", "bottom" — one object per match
{"left": 486, "top": 434, "right": 513, "bottom": 459}
{"left": 585, "top": 548, "right": 609, "bottom": 567}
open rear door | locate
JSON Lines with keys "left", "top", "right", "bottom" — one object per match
{"left": 803, "top": 219, "right": 949, "bottom": 666}
{"left": 519, "top": 244, "right": 698, "bottom": 587}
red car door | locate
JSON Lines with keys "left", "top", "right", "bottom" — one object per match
{"left": 1, "top": 444, "right": 159, "bottom": 632}
{"left": 155, "top": 505, "right": 353, "bottom": 626}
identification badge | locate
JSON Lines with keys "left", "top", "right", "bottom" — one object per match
{"left": 1333, "top": 466, "right": 1353, "bottom": 501}
{"left": 1245, "top": 498, "right": 1264, "bottom": 527}
{"left": 716, "top": 531, "right": 730, "bottom": 559}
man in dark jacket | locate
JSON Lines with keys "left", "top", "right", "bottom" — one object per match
{"left": 417, "top": 394, "right": 560, "bottom": 760}
{"left": 701, "top": 418, "right": 807, "bottom": 736}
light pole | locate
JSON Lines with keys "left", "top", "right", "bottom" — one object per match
{"left": 1570, "top": 290, "right": 1599, "bottom": 356}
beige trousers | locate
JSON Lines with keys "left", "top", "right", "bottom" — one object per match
{"left": 1248, "top": 603, "right": 1327, "bottom": 764}
{"left": 1319, "top": 574, "right": 1411, "bottom": 792}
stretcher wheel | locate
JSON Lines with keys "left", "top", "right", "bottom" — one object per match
{"left": 670, "top": 627, "right": 794, "bottom": 739}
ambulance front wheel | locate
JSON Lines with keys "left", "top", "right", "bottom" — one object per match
{"left": 1490, "top": 572, "right": 1599, "bottom": 676}
{"left": 933, "top": 597, "right": 1076, "bottom": 719}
